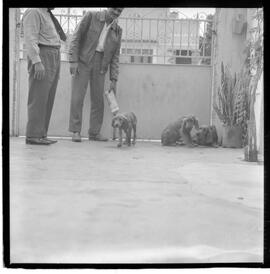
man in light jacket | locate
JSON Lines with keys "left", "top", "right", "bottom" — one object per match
{"left": 23, "top": 8, "right": 66, "bottom": 145}
{"left": 68, "top": 8, "right": 124, "bottom": 142}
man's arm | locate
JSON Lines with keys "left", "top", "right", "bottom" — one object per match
{"left": 109, "top": 28, "right": 122, "bottom": 81}
{"left": 109, "top": 28, "right": 122, "bottom": 92}
{"left": 69, "top": 11, "right": 92, "bottom": 63}
{"left": 23, "top": 9, "right": 41, "bottom": 64}
{"left": 23, "top": 9, "right": 45, "bottom": 80}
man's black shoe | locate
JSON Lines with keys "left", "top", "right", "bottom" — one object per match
{"left": 26, "top": 138, "right": 51, "bottom": 145}
{"left": 43, "top": 137, "right": 58, "bottom": 144}
{"left": 88, "top": 134, "right": 108, "bottom": 142}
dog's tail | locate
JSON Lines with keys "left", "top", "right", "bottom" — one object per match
{"left": 130, "top": 112, "right": 137, "bottom": 124}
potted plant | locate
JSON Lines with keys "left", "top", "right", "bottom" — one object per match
{"left": 213, "top": 62, "right": 249, "bottom": 148}
{"left": 214, "top": 8, "right": 263, "bottom": 156}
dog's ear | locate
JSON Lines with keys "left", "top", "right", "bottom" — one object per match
{"left": 210, "top": 125, "right": 217, "bottom": 132}
{"left": 182, "top": 118, "right": 188, "bottom": 131}
{"left": 192, "top": 116, "right": 199, "bottom": 130}
{"left": 112, "top": 116, "right": 116, "bottom": 127}
{"left": 205, "top": 128, "right": 212, "bottom": 144}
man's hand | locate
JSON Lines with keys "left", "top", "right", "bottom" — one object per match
{"left": 110, "top": 80, "right": 117, "bottom": 94}
{"left": 34, "top": 62, "right": 45, "bottom": 80}
{"left": 70, "top": 62, "right": 79, "bottom": 75}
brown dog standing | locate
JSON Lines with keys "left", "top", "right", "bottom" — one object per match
{"left": 161, "top": 115, "right": 199, "bottom": 147}
{"left": 112, "top": 112, "right": 137, "bottom": 147}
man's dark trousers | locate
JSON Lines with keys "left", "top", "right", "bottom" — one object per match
{"left": 69, "top": 51, "right": 106, "bottom": 136}
{"left": 26, "top": 46, "right": 60, "bottom": 138}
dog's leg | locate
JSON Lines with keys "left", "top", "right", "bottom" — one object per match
{"left": 118, "top": 128, "right": 123, "bottom": 147}
{"left": 161, "top": 137, "right": 176, "bottom": 146}
{"left": 123, "top": 129, "right": 128, "bottom": 145}
{"left": 181, "top": 129, "right": 196, "bottom": 147}
{"left": 126, "top": 128, "right": 132, "bottom": 146}
{"left": 112, "top": 127, "right": 116, "bottom": 140}
{"left": 212, "top": 143, "right": 219, "bottom": 148}
{"left": 132, "top": 124, "right": 136, "bottom": 145}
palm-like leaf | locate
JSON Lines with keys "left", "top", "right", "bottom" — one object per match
{"left": 214, "top": 62, "right": 250, "bottom": 129}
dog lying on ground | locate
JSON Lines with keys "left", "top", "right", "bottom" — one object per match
{"left": 161, "top": 115, "right": 199, "bottom": 147}
{"left": 192, "top": 125, "right": 219, "bottom": 147}
{"left": 112, "top": 112, "right": 137, "bottom": 147}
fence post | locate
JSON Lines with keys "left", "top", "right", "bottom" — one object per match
{"left": 9, "top": 8, "right": 21, "bottom": 136}
{"left": 210, "top": 11, "right": 217, "bottom": 126}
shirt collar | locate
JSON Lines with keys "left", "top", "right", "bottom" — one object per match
{"left": 98, "top": 10, "right": 118, "bottom": 31}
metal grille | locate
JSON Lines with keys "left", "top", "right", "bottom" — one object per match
{"left": 19, "top": 8, "right": 213, "bottom": 65}
{"left": 118, "top": 17, "right": 213, "bottom": 65}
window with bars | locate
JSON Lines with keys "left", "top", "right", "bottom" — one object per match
{"left": 121, "top": 48, "right": 153, "bottom": 64}
{"left": 174, "top": 49, "right": 192, "bottom": 64}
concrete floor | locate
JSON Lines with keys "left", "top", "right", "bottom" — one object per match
{"left": 10, "top": 137, "right": 264, "bottom": 263}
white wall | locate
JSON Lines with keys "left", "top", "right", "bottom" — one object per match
{"left": 17, "top": 61, "right": 212, "bottom": 139}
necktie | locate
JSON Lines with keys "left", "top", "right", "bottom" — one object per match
{"left": 47, "top": 9, "right": 67, "bottom": 41}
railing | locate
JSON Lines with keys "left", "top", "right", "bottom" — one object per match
{"left": 19, "top": 9, "right": 213, "bottom": 65}
{"left": 118, "top": 17, "right": 212, "bottom": 65}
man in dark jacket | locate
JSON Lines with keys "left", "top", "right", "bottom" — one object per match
{"left": 68, "top": 8, "right": 124, "bottom": 142}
